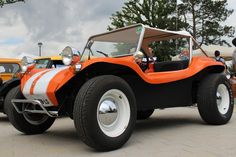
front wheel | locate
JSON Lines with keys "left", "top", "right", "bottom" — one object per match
{"left": 197, "top": 74, "right": 234, "bottom": 125}
{"left": 5, "top": 86, "right": 55, "bottom": 134}
{"left": 73, "top": 75, "right": 137, "bottom": 151}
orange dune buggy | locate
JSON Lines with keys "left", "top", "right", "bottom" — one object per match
{"left": 6, "top": 24, "right": 234, "bottom": 151}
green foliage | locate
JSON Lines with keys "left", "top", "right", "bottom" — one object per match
{"left": 108, "top": 0, "right": 187, "bottom": 61}
{"left": 0, "top": 0, "right": 24, "bottom": 7}
{"left": 178, "top": 0, "right": 235, "bottom": 46}
{"left": 109, "top": 0, "right": 235, "bottom": 61}
{"left": 108, "top": 0, "right": 186, "bottom": 31}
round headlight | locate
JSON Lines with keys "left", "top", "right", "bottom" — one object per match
{"left": 20, "top": 56, "right": 35, "bottom": 73}
{"left": 61, "top": 46, "right": 73, "bottom": 66}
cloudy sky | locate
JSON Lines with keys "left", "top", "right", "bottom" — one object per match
{"left": 0, "top": 0, "right": 235, "bottom": 58}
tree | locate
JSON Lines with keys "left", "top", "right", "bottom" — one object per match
{"left": 108, "top": 0, "right": 186, "bottom": 31}
{"left": 0, "top": 0, "right": 24, "bottom": 7}
{"left": 108, "top": 0, "right": 187, "bottom": 61}
{"left": 178, "top": 0, "right": 235, "bottom": 46}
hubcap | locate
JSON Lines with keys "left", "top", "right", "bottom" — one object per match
{"left": 216, "top": 84, "right": 230, "bottom": 115}
{"left": 98, "top": 100, "right": 118, "bottom": 126}
{"left": 97, "top": 89, "right": 130, "bottom": 137}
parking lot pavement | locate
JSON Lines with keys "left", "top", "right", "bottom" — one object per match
{"left": 0, "top": 107, "right": 236, "bottom": 157}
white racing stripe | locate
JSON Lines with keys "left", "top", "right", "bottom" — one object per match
{"left": 26, "top": 67, "right": 69, "bottom": 106}
{"left": 22, "top": 70, "right": 50, "bottom": 96}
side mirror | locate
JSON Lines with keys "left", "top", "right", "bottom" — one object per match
{"left": 133, "top": 51, "right": 144, "bottom": 63}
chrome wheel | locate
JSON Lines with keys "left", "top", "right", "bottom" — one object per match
{"left": 22, "top": 103, "right": 49, "bottom": 125}
{"left": 216, "top": 84, "right": 230, "bottom": 115}
{"left": 23, "top": 112, "right": 49, "bottom": 125}
{"left": 97, "top": 89, "right": 130, "bottom": 137}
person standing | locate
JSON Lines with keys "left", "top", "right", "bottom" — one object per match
{"left": 215, "top": 50, "right": 225, "bottom": 64}
{"left": 232, "top": 38, "right": 236, "bottom": 71}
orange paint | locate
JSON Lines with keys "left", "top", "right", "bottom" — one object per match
{"left": 80, "top": 56, "right": 223, "bottom": 84}
{"left": 21, "top": 55, "right": 223, "bottom": 107}
{"left": 46, "top": 68, "right": 75, "bottom": 106}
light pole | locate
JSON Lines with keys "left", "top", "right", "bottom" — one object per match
{"left": 38, "top": 42, "right": 43, "bottom": 56}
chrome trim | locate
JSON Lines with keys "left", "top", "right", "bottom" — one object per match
{"left": 136, "top": 24, "right": 145, "bottom": 52}
{"left": 75, "top": 64, "right": 82, "bottom": 72}
{"left": 11, "top": 99, "right": 58, "bottom": 117}
{"left": 189, "top": 37, "right": 193, "bottom": 64}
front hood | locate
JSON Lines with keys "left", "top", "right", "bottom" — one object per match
{"left": 21, "top": 67, "right": 75, "bottom": 106}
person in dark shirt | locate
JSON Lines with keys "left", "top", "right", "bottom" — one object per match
{"left": 215, "top": 50, "right": 225, "bottom": 64}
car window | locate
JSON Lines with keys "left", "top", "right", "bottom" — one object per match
{"left": 0, "top": 63, "right": 21, "bottom": 73}
{"left": 35, "top": 59, "right": 65, "bottom": 69}
{"left": 35, "top": 59, "right": 50, "bottom": 69}
{"left": 142, "top": 37, "right": 191, "bottom": 72}
{"left": 147, "top": 37, "right": 190, "bottom": 62}
{"left": 52, "top": 60, "right": 64, "bottom": 68}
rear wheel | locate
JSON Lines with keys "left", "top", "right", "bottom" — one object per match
{"left": 137, "top": 109, "right": 154, "bottom": 120}
{"left": 197, "top": 74, "right": 234, "bottom": 125}
{"left": 73, "top": 75, "right": 137, "bottom": 151}
{"left": 5, "top": 86, "right": 55, "bottom": 134}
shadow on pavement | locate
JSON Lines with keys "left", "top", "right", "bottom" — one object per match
{"left": 25, "top": 116, "right": 204, "bottom": 143}
{"left": 0, "top": 114, "right": 9, "bottom": 123}
{"left": 135, "top": 116, "right": 204, "bottom": 133}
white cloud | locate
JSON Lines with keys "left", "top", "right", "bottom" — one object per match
{"left": 0, "top": 0, "right": 125, "bottom": 58}
{"left": 0, "top": 0, "right": 235, "bottom": 58}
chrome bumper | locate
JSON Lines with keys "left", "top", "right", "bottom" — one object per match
{"left": 11, "top": 99, "right": 58, "bottom": 117}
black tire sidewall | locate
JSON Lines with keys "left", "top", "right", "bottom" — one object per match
{"left": 214, "top": 76, "right": 234, "bottom": 120}
{"left": 5, "top": 86, "right": 55, "bottom": 134}
{"left": 197, "top": 74, "right": 234, "bottom": 124}
{"left": 74, "top": 75, "right": 137, "bottom": 151}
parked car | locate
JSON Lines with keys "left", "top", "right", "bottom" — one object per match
{"left": 34, "top": 55, "right": 63, "bottom": 69}
{"left": 0, "top": 55, "right": 63, "bottom": 113}
{"left": 6, "top": 24, "right": 234, "bottom": 151}
{"left": 0, "top": 58, "right": 21, "bottom": 82}
{"left": 0, "top": 58, "right": 21, "bottom": 113}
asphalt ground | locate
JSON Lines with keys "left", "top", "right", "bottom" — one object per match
{"left": 0, "top": 106, "right": 236, "bottom": 157}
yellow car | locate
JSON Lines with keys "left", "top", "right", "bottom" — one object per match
{"left": 34, "top": 55, "right": 63, "bottom": 69}
{"left": 0, "top": 58, "right": 21, "bottom": 82}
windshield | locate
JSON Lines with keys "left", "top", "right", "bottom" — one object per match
{"left": 35, "top": 59, "right": 64, "bottom": 69}
{"left": 0, "top": 63, "right": 20, "bottom": 73}
{"left": 81, "top": 26, "right": 143, "bottom": 61}
{"left": 35, "top": 59, "right": 51, "bottom": 69}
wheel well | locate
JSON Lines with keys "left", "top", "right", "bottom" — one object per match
{"left": 191, "top": 65, "right": 225, "bottom": 103}
{"left": 0, "top": 78, "right": 20, "bottom": 112}
{"left": 56, "top": 62, "right": 139, "bottom": 118}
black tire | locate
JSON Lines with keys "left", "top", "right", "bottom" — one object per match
{"left": 197, "top": 74, "right": 234, "bottom": 125}
{"left": 5, "top": 86, "right": 55, "bottom": 134}
{"left": 137, "top": 109, "right": 154, "bottom": 120}
{"left": 73, "top": 75, "right": 137, "bottom": 151}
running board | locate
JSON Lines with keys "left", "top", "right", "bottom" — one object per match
{"left": 11, "top": 99, "right": 58, "bottom": 117}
